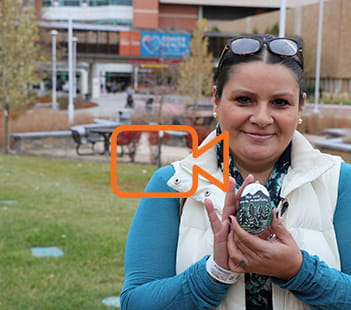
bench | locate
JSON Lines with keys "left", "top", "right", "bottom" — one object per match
{"left": 11, "top": 131, "right": 74, "bottom": 154}
{"left": 70, "top": 126, "right": 105, "bottom": 156}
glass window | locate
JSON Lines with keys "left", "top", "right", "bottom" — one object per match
{"left": 63, "top": 0, "right": 80, "bottom": 6}
{"left": 111, "top": 0, "right": 132, "bottom": 4}
{"left": 90, "top": 0, "right": 109, "bottom": 6}
{"left": 42, "top": 0, "right": 52, "bottom": 6}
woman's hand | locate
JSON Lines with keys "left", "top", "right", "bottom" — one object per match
{"left": 227, "top": 209, "right": 303, "bottom": 280}
{"left": 205, "top": 175, "right": 255, "bottom": 270}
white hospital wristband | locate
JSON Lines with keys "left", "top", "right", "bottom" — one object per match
{"left": 206, "top": 255, "right": 241, "bottom": 284}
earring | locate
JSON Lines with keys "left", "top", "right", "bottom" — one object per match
{"left": 298, "top": 118, "right": 303, "bottom": 125}
{"left": 213, "top": 111, "right": 217, "bottom": 119}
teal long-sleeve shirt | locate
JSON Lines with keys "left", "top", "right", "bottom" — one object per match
{"left": 120, "top": 163, "right": 351, "bottom": 310}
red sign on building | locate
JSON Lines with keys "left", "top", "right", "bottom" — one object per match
{"left": 119, "top": 31, "right": 141, "bottom": 56}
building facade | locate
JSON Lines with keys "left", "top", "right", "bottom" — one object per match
{"left": 216, "top": 0, "right": 351, "bottom": 97}
{"left": 36, "top": 0, "right": 280, "bottom": 97}
{"left": 36, "top": 0, "right": 349, "bottom": 100}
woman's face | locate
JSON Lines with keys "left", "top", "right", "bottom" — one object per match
{"left": 214, "top": 61, "right": 305, "bottom": 170}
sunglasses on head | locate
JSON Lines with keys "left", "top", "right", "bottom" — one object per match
{"left": 217, "top": 36, "right": 303, "bottom": 70}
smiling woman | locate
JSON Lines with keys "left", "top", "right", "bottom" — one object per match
{"left": 120, "top": 34, "right": 351, "bottom": 310}
{"left": 213, "top": 61, "right": 303, "bottom": 183}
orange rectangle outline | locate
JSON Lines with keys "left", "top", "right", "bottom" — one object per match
{"left": 110, "top": 124, "right": 229, "bottom": 198}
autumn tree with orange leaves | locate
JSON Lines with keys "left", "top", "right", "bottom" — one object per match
{"left": 177, "top": 19, "right": 215, "bottom": 107}
{"left": 0, "top": 0, "right": 41, "bottom": 152}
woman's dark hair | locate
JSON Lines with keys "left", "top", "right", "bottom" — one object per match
{"left": 214, "top": 34, "right": 304, "bottom": 105}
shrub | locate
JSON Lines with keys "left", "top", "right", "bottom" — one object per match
{"left": 0, "top": 108, "right": 93, "bottom": 148}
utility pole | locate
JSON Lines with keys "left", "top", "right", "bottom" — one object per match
{"left": 68, "top": 17, "right": 74, "bottom": 123}
{"left": 314, "top": 0, "right": 324, "bottom": 112}
{"left": 51, "top": 29, "right": 58, "bottom": 110}
{"left": 279, "top": 0, "right": 287, "bottom": 37}
{"left": 1, "top": 1, "right": 9, "bottom": 153}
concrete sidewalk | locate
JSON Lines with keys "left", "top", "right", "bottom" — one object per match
{"left": 80, "top": 92, "right": 128, "bottom": 119}
{"left": 79, "top": 92, "right": 152, "bottom": 119}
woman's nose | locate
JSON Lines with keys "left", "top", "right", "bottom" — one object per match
{"left": 250, "top": 104, "right": 273, "bottom": 127}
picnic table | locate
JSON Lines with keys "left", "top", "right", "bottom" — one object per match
{"left": 90, "top": 127, "right": 117, "bottom": 155}
{"left": 90, "top": 126, "right": 142, "bottom": 161}
{"left": 70, "top": 127, "right": 105, "bottom": 156}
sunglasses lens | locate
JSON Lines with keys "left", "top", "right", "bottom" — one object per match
{"left": 270, "top": 39, "right": 298, "bottom": 56}
{"left": 219, "top": 36, "right": 303, "bottom": 70}
{"left": 231, "top": 38, "right": 261, "bottom": 55}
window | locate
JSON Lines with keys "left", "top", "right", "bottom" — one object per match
{"left": 89, "top": 0, "right": 109, "bottom": 6}
{"left": 111, "top": 0, "right": 132, "bottom": 4}
{"left": 63, "top": 0, "right": 80, "bottom": 6}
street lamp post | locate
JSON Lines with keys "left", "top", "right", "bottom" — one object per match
{"left": 314, "top": 0, "right": 324, "bottom": 112}
{"left": 68, "top": 17, "right": 74, "bottom": 123}
{"left": 279, "top": 0, "right": 287, "bottom": 37}
{"left": 72, "top": 36, "right": 78, "bottom": 98}
{"left": 50, "top": 29, "right": 58, "bottom": 110}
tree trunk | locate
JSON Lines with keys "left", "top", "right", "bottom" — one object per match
{"left": 4, "top": 102, "right": 9, "bottom": 154}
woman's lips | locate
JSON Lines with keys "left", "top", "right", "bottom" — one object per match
{"left": 245, "top": 132, "right": 274, "bottom": 141}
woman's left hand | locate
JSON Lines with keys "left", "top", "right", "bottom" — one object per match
{"left": 205, "top": 175, "right": 254, "bottom": 270}
{"left": 227, "top": 209, "right": 303, "bottom": 280}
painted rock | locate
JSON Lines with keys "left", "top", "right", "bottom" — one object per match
{"left": 236, "top": 183, "right": 273, "bottom": 235}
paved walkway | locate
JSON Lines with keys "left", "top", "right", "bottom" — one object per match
{"left": 79, "top": 92, "right": 129, "bottom": 119}
{"left": 79, "top": 91, "right": 163, "bottom": 119}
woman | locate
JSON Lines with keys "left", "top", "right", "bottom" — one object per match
{"left": 120, "top": 34, "right": 351, "bottom": 309}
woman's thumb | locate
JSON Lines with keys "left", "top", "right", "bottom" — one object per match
{"left": 270, "top": 209, "right": 289, "bottom": 242}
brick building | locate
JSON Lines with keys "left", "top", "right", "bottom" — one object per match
{"left": 35, "top": 0, "right": 350, "bottom": 99}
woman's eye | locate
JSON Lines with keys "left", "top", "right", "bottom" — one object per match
{"left": 235, "top": 96, "right": 251, "bottom": 105}
{"left": 272, "top": 99, "right": 290, "bottom": 107}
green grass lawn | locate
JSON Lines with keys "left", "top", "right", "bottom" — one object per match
{"left": 0, "top": 154, "right": 156, "bottom": 309}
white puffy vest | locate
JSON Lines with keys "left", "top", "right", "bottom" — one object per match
{"left": 167, "top": 131, "right": 342, "bottom": 310}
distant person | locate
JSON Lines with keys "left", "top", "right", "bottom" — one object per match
{"left": 125, "top": 93, "right": 134, "bottom": 109}
{"left": 120, "top": 33, "right": 351, "bottom": 309}
{"left": 145, "top": 97, "right": 154, "bottom": 112}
